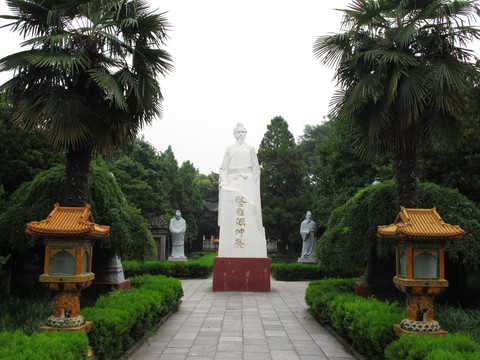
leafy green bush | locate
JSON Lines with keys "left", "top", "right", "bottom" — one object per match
{"left": 123, "top": 252, "right": 216, "bottom": 278}
{"left": 0, "top": 330, "right": 89, "bottom": 360}
{"left": 385, "top": 332, "right": 480, "bottom": 360}
{"left": 315, "top": 181, "right": 480, "bottom": 275}
{"left": 0, "top": 157, "right": 155, "bottom": 293}
{"left": 81, "top": 275, "right": 182, "bottom": 360}
{"left": 270, "top": 263, "right": 362, "bottom": 281}
{"left": 305, "top": 278, "right": 403, "bottom": 359}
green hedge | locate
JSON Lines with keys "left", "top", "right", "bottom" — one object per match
{"left": 0, "top": 330, "right": 89, "bottom": 360}
{"left": 270, "top": 263, "right": 363, "bottom": 281}
{"left": 305, "top": 278, "right": 480, "bottom": 359}
{"left": 123, "top": 252, "right": 216, "bottom": 278}
{"left": 385, "top": 332, "right": 480, "bottom": 360}
{"left": 305, "top": 278, "right": 403, "bottom": 359}
{"left": 81, "top": 275, "right": 182, "bottom": 360}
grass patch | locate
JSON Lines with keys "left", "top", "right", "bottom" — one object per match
{"left": 0, "top": 296, "right": 53, "bottom": 335}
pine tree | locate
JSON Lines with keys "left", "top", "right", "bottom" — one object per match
{"left": 258, "top": 116, "right": 311, "bottom": 259}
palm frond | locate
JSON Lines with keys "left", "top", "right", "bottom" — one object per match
{"left": 88, "top": 68, "right": 128, "bottom": 111}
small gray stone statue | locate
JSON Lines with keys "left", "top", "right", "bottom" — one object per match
{"left": 168, "top": 210, "right": 187, "bottom": 262}
{"left": 298, "top": 211, "right": 316, "bottom": 263}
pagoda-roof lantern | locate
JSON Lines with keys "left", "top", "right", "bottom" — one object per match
{"left": 26, "top": 203, "right": 109, "bottom": 240}
{"left": 378, "top": 207, "right": 464, "bottom": 241}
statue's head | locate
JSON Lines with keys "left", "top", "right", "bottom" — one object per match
{"left": 175, "top": 210, "right": 181, "bottom": 219}
{"left": 306, "top": 211, "right": 312, "bottom": 220}
{"left": 233, "top": 123, "right": 247, "bottom": 142}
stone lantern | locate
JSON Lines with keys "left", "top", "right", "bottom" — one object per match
{"left": 26, "top": 203, "right": 109, "bottom": 332}
{"left": 378, "top": 207, "right": 464, "bottom": 336}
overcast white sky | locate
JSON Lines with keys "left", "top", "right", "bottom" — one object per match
{"left": 0, "top": 0, "right": 356, "bottom": 174}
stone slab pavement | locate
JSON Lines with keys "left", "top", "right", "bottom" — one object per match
{"left": 126, "top": 277, "right": 357, "bottom": 360}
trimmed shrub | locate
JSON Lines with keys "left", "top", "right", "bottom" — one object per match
{"left": 0, "top": 330, "right": 89, "bottom": 360}
{"left": 385, "top": 332, "right": 480, "bottom": 360}
{"left": 270, "top": 263, "right": 362, "bottom": 281}
{"left": 305, "top": 278, "right": 403, "bottom": 359}
{"left": 123, "top": 252, "right": 216, "bottom": 278}
{"left": 81, "top": 275, "right": 182, "bottom": 360}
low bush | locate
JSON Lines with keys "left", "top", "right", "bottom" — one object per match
{"left": 306, "top": 278, "right": 480, "bottom": 359}
{"left": 81, "top": 275, "right": 182, "bottom": 360}
{"left": 122, "top": 252, "right": 216, "bottom": 278}
{"left": 305, "top": 278, "right": 403, "bottom": 359}
{"left": 270, "top": 263, "right": 363, "bottom": 281}
{"left": 0, "top": 330, "right": 89, "bottom": 360}
{"left": 384, "top": 332, "right": 480, "bottom": 360}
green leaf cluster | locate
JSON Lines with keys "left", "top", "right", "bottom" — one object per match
{"left": 258, "top": 116, "right": 311, "bottom": 256}
{"left": 81, "top": 275, "right": 182, "bottom": 360}
{"left": 385, "top": 332, "right": 480, "bottom": 360}
{"left": 306, "top": 278, "right": 403, "bottom": 360}
{"left": 0, "top": 156, "right": 155, "bottom": 293}
{"left": 316, "top": 180, "right": 480, "bottom": 273}
{"left": 110, "top": 141, "right": 178, "bottom": 219}
{"left": 0, "top": 330, "right": 89, "bottom": 360}
{"left": 122, "top": 252, "right": 216, "bottom": 278}
{"left": 270, "top": 263, "right": 362, "bottom": 281}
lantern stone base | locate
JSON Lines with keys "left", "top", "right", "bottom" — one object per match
{"left": 39, "top": 321, "right": 92, "bottom": 333}
{"left": 213, "top": 257, "right": 270, "bottom": 292}
{"left": 393, "top": 323, "right": 447, "bottom": 337}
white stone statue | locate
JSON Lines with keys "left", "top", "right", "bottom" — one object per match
{"left": 168, "top": 210, "right": 187, "bottom": 261}
{"left": 217, "top": 123, "right": 267, "bottom": 258}
{"left": 299, "top": 211, "right": 316, "bottom": 262}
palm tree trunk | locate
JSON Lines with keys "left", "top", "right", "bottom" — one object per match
{"left": 64, "top": 146, "right": 92, "bottom": 207}
{"left": 395, "top": 148, "right": 419, "bottom": 210}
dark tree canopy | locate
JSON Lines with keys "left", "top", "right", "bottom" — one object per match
{"left": 258, "top": 116, "right": 311, "bottom": 256}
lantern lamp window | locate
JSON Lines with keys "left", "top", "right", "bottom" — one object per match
{"left": 413, "top": 250, "right": 439, "bottom": 279}
{"left": 50, "top": 250, "right": 75, "bottom": 275}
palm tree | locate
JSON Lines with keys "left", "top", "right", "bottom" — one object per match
{"left": 314, "top": 0, "right": 480, "bottom": 209}
{"left": 0, "top": 0, "right": 172, "bottom": 207}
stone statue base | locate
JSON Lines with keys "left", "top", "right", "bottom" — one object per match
{"left": 213, "top": 257, "right": 270, "bottom": 292}
{"left": 93, "top": 255, "right": 130, "bottom": 290}
{"left": 297, "top": 257, "right": 316, "bottom": 264}
{"left": 167, "top": 256, "right": 188, "bottom": 262}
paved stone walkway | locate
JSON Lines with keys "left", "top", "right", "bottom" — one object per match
{"left": 127, "top": 277, "right": 356, "bottom": 360}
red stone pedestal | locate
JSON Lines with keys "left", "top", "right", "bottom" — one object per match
{"left": 213, "top": 257, "right": 270, "bottom": 292}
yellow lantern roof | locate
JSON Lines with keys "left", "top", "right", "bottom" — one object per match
{"left": 378, "top": 207, "right": 464, "bottom": 240}
{"left": 26, "top": 203, "right": 109, "bottom": 240}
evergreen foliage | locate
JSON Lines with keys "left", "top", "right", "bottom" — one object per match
{"left": 0, "top": 94, "right": 63, "bottom": 205}
{"left": 304, "top": 121, "right": 380, "bottom": 231}
{"left": 170, "top": 161, "right": 203, "bottom": 250}
{"left": 385, "top": 332, "right": 480, "bottom": 360}
{"left": 258, "top": 116, "right": 311, "bottom": 256}
{"left": 0, "top": 330, "right": 89, "bottom": 360}
{"left": 110, "top": 139, "right": 178, "bottom": 218}
{"left": 315, "top": 180, "right": 480, "bottom": 274}
{"left": 195, "top": 173, "right": 219, "bottom": 242}
{"left": 0, "top": 157, "right": 155, "bottom": 293}
{"left": 82, "top": 275, "right": 182, "bottom": 360}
